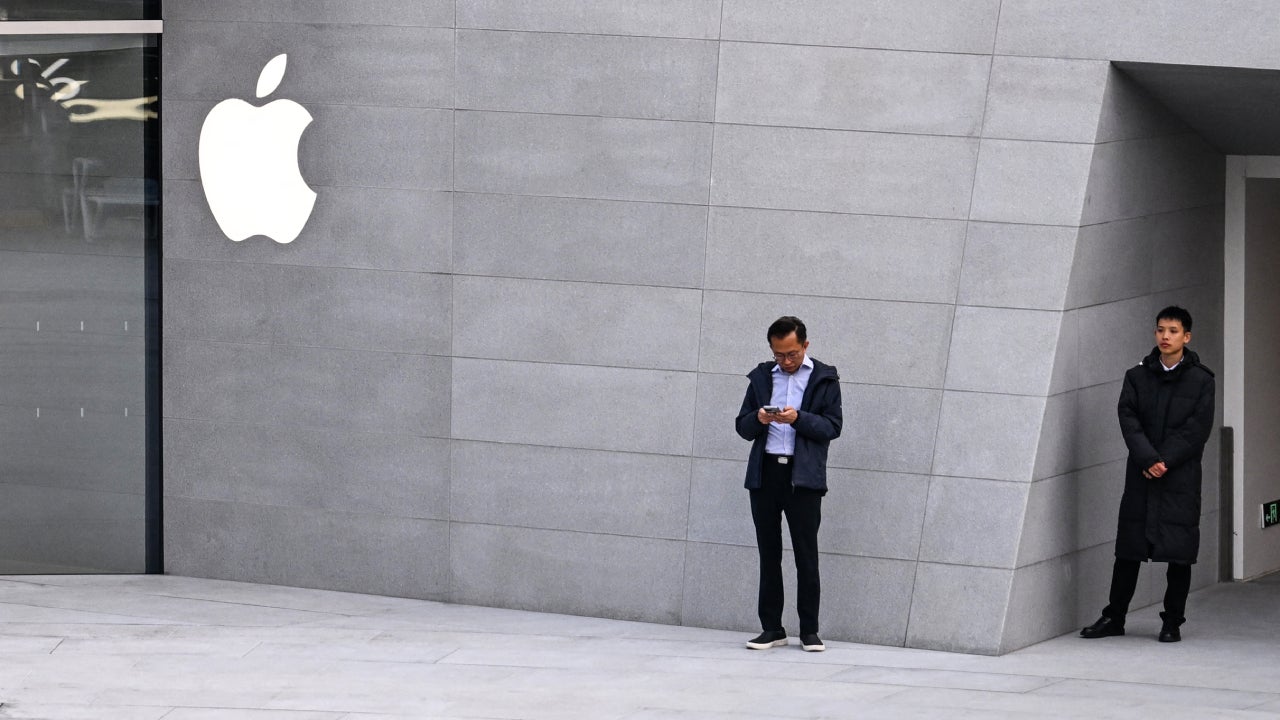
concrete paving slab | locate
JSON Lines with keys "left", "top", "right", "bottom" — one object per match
{"left": 193, "top": 709, "right": 345, "bottom": 720}
{"left": 0, "top": 704, "right": 171, "bottom": 720}
{"left": 1029, "top": 679, "right": 1280, "bottom": 710}
{"left": 0, "top": 574, "right": 1278, "bottom": 719}
{"left": 829, "top": 666, "right": 1061, "bottom": 693}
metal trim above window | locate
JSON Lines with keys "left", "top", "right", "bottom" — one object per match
{"left": 0, "top": 21, "right": 163, "bottom": 35}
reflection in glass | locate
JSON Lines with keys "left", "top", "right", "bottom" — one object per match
{"left": 0, "top": 35, "right": 157, "bottom": 572}
{"left": 0, "top": 1, "right": 155, "bottom": 21}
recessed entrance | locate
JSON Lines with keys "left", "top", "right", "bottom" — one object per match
{"left": 1225, "top": 157, "right": 1280, "bottom": 580}
{"left": 1112, "top": 61, "right": 1280, "bottom": 582}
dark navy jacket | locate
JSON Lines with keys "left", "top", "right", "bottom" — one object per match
{"left": 735, "top": 358, "right": 843, "bottom": 492}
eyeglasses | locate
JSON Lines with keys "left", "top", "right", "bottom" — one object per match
{"left": 772, "top": 350, "right": 803, "bottom": 363}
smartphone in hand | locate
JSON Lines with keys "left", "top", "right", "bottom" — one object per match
{"left": 762, "top": 406, "right": 782, "bottom": 414}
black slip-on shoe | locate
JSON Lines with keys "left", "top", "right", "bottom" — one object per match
{"left": 799, "top": 633, "right": 825, "bottom": 652}
{"left": 1080, "top": 616, "right": 1125, "bottom": 639}
{"left": 746, "top": 630, "right": 788, "bottom": 650}
{"left": 1158, "top": 627, "right": 1181, "bottom": 643}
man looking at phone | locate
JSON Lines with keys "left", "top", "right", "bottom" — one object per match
{"left": 735, "top": 316, "right": 842, "bottom": 652}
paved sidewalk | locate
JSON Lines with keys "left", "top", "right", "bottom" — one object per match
{"left": 1, "top": 573, "right": 1278, "bottom": 719}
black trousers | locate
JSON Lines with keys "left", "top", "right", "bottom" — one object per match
{"left": 1102, "top": 557, "right": 1192, "bottom": 628}
{"left": 750, "top": 455, "right": 822, "bottom": 635}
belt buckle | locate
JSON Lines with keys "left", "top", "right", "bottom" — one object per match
{"left": 778, "top": 456, "right": 789, "bottom": 465}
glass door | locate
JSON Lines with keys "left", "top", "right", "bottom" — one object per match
{"left": 0, "top": 20, "right": 159, "bottom": 572}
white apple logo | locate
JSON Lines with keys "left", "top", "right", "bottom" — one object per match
{"left": 198, "top": 54, "right": 316, "bottom": 244}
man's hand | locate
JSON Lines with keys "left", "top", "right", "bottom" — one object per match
{"left": 757, "top": 407, "right": 798, "bottom": 425}
{"left": 1143, "top": 461, "right": 1168, "bottom": 479}
{"left": 773, "top": 407, "right": 798, "bottom": 425}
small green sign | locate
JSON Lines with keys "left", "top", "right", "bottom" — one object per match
{"left": 1265, "top": 500, "right": 1280, "bottom": 529}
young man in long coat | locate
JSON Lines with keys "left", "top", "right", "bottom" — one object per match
{"left": 1081, "top": 305, "right": 1215, "bottom": 643}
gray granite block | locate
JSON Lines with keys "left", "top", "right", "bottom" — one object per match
{"left": 821, "top": 468, "right": 930, "bottom": 561}
{"left": 969, "top": 139, "right": 1094, "bottom": 226}
{"left": 457, "top": 0, "right": 722, "bottom": 38}
{"left": 165, "top": 498, "right": 451, "bottom": 600}
{"left": 932, "top": 391, "right": 1045, "bottom": 483}
{"left": 454, "top": 193, "right": 707, "bottom": 287}
{"left": 163, "top": 0, "right": 454, "bottom": 25}
{"left": 957, "top": 222, "right": 1077, "bottom": 311}
{"left": 906, "top": 563, "right": 1013, "bottom": 655}
{"left": 820, "top": 553, "right": 917, "bottom": 646}
{"left": 1075, "top": 297, "right": 1153, "bottom": 389}
{"left": 450, "top": 440, "right": 691, "bottom": 539}
{"left": 918, "top": 476, "right": 1029, "bottom": 569}
{"left": 1074, "top": 382, "right": 1128, "bottom": 470}
{"left": 452, "top": 275, "right": 702, "bottom": 371}
{"left": 457, "top": 30, "right": 717, "bottom": 121}
{"left": 706, "top": 207, "right": 967, "bottom": 304}
{"left": 716, "top": 42, "right": 989, "bottom": 136}
{"left": 711, "top": 124, "right": 979, "bottom": 219}
{"left": 1003, "top": 555, "right": 1075, "bottom": 652}
{"left": 1080, "top": 133, "right": 1223, "bottom": 226}
{"left": 721, "top": 0, "right": 1001, "bottom": 54}
{"left": 983, "top": 56, "right": 1109, "bottom": 143}
{"left": 698, "top": 290, "right": 953, "bottom": 389}
{"left": 164, "top": 418, "right": 449, "bottom": 520}
{"left": 996, "top": 0, "right": 1280, "bottom": 69}
{"left": 456, "top": 111, "right": 712, "bottom": 204}
{"left": 163, "top": 22, "right": 453, "bottom": 107}
{"left": 451, "top": 358, "right": 697, "bottom": 456}
{"left": 686, "top": 458, "right": 754, "bottom": 547}
{"left": 163, "top": 339, "right": 450, "bottom": 437}
{"left": 944, "top": 307, "right": 1061, "bottom": 396}
{"left": 830, "top": 384, "right": 944, "bottom": 475}
{"left": 449, "top": 523, "right": 685, "bottom": 623}
{"left": 1032, "top": 391, "right": 1078, "bottom": 483}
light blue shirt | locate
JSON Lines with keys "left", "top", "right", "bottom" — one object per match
{"left": 765, "top": 355, "right": 813, "bottom": 455}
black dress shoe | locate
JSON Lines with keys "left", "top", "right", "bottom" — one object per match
{"left": 1158, "top": 626, "right": 1181, "bottom": 643}
{"left": 1080, "top": 616, "right": 1125, "bottom": 638}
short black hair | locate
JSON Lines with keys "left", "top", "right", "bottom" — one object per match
{"left": 767, "top": 316, "right": 807, "bottom": 343}
{"left": 1156, "top": 305, "right": 1193, "bottom": 332}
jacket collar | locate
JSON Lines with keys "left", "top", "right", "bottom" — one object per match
{"left": 1141, "top": 347, "right": 1209, "bottom": 375}
{"left": 750, "top": 357, "right": 837, "bottom": 384}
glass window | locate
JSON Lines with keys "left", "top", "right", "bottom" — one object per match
{"left": 0, "top": 1, "right": 158, "bottom": 21}
{"left": 0, "top": 33, "right": 158, "bottom": 573}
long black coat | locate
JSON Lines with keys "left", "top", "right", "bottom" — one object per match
{"left": 1115, "top": 347, "right": 1215, "bottom": 564}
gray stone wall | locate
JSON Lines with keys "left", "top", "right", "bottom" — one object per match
{"left": 161, "top": 2, "right": 455, "bottom": 599}
{"left": 1005, "top": 68, "right": 1225, "bottom": 653}
{"left": 160, "top": 1, "right": 1249, "bottom": 653}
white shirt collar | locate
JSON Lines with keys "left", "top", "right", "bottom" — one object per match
{"left": 773, "top": 355, "right": 814, "bottom": 373}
